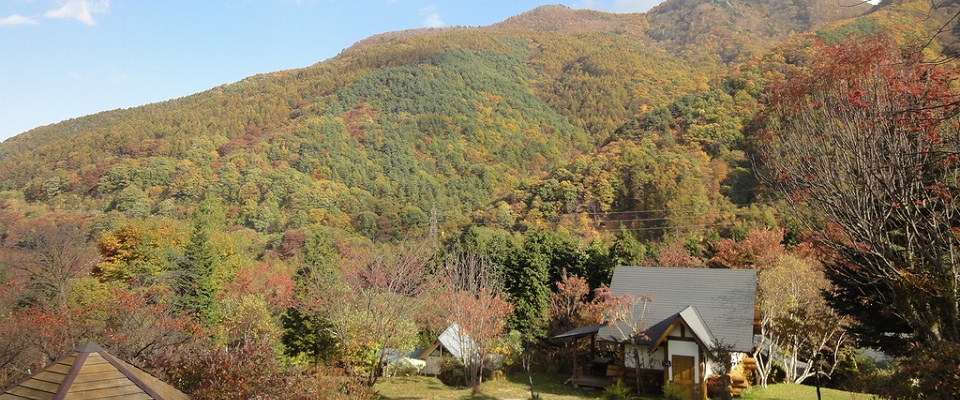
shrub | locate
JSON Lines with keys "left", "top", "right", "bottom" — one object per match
{"left": 706, "top": 374, "right": 732, "bottom": 400}
{"left": 156, "top": 341, "right": 373, "bottom": 400}
{"left": 437, "top": 357, "right": 466, "bottom": 387}
{"left": 384, "top": 357, "right": 424, "bottom": 377}
{"left": 289, "top": 365, "right": 373, "bottom": 400}
{"left": 876, "top": 341, "right": 960, "bottom": 400}
{"left": 662, "top": 382, "right": 686, "bottom": 400}
{"left": 602, "top": 379, "right": 633, "bottom": 400}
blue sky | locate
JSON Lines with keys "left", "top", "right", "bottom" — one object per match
{"left": 0, "top": 0, "right": 668, "bottom": 141}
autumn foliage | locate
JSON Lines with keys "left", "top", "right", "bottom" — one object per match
{"left": 1, "top": 1, "right": 959, "bottom": 397}
{"left": 756, "top": 32, "right": 960, "bottom": 398}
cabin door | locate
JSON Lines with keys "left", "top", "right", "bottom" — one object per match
{"left": 672, "top": 355, "right": 696, "bottom": 400}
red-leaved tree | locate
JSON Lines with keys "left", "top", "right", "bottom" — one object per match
{"left": 549, "top": 271, "right": 603, "bottom": 336}
{"left": 435, "top": 252, "right": 513, "bottom": 394}
{"left": 757, "top": 34, "right": 960, "bottom": 353}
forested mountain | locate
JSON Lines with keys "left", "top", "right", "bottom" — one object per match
{"left": 1, "top": 0, "right": 958, "bottom": 398}
{"left": 645, "top": 0, "right": 872, "bottom": 64}
{"left": 0, "top": 0, "right": 872, "bottom": 238}
{"left": 0, "top": 19, "right": 707, "bottom": 237}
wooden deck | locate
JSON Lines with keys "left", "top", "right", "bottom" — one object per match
{"left": 566, "top": 375, "right": 613, "bottom": 388}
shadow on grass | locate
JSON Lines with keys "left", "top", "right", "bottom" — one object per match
{"left": 376, "top": 371, "right": 610, "bottom": 400}
{"left": 501, "top": 370, "right": 605, "bottom": 399}
{"left": 376, "top": 387, "right": 497, "bottom": 400}
{"left": 500, "top": 371, "right": 668, "bottom": 400}
{"left": 375, "top": 376, "right": 487, "bottom": 400}
{"left": 458, "top": 394, "right": 498, "bottom": 400}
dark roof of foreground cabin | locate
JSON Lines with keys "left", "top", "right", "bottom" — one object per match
{"left": 552, "top": 324, "right": 605, "bottom": 340}
{"left": 0, "top": 342, "right": 189, "bottom": 400}
{"left": 596, "top": 266, "right": 757, "bottom": 353}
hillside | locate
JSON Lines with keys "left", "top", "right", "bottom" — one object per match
{"left": 0, "top": 0, "right": 880, "bottom": 241}
{"left": 645, "top": 0, "right": 873, "bottom": 64}
{"left": 0, "top": 31, "right": 705, "bottom": 238}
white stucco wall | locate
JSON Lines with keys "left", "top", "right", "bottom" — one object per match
{"left": 704, "top": 351, "right": 749, "bottom": 377}
{"left": 624, "top": 345, "right": 665, "bottom": 370}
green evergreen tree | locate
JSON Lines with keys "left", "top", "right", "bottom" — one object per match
{"left": 175, "top": 222, "right": 219, "bottom": 323}
{"left": 280, "top": 308, "right": 339, "bottom": 364}
{"left": 504, "top": 233, "right": 552, "bottom": 341}
{"left": 610, "top": 228, "right": 647, "bottom": 267}
{"left": 284, "top": 227, "right": 342, "bottom": 364}
{"left": 297, "top": 227, "right": 340, "bottom": 286}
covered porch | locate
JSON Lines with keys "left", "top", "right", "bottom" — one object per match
{"left": 552, "top": 324, "right": 611, "bottom": 388}
{"left": 551, "top": 324, "right": 663, "bottom": 392}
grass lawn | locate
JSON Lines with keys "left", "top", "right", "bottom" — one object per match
{"left": 741, "top": 383, "right": 874, "bottom": 400}
{"left": 374, "top": 371, "right": 606, "bottom": 400}
{"left": 375, "top": 374, "right": 872, "bottom": 400}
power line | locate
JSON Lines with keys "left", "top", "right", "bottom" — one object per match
{"left": 594, "top": 224, "right": 718, "bottom": 233}
{"left": 555, "top": 201, "right": 764, "bottom": 217}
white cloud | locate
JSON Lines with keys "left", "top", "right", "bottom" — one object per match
{"left": 0, "top": 14, "right": 38, "bottom": 26}
{"left": 423, "top": 13, "right": 444, "bottom": 28}
{"left": 45, "top": 0, "right": 109, "bottom": 26}
{"left": 420, "top": 5, "right": 443, "bottom": 28}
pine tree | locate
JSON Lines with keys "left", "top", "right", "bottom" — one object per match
{"left": 175, "top": 222, "right": 219, "bottom": 323}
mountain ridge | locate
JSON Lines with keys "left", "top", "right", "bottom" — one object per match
{"left": 0, "top": 0, "right": 931, "bottom": 241}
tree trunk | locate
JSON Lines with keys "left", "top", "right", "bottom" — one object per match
{"left": 523, "top": 347, "right": 539, "bottom": 399}
{"left": 632, "top": 345, "right": 645, "bottom": 394}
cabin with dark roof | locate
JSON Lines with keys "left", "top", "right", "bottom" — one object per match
{"left": 553, "top": 266, "right": 757, "bottom": 400}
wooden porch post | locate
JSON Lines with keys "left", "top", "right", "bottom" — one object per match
{"left": 619, "top": 343, "right": 625, "bottom": 368}
{"left": 572, "top": 337, "right": 580, "bottom": 379}
{"left": 699, "top": 350, "right": 707, "bottom": 400}
{"left": 663, "top": 340, "right": 670, "bottom": 388}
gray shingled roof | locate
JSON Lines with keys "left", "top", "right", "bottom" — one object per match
{"left": 673, "top": 305, "right": 716, "bottom": 349}
{"left": 597, "top": 266, "right": 757, "bottom": 352}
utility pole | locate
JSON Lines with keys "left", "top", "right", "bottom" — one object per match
{"left": 429, "top": 206, "right": 438, "bottom": 242}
